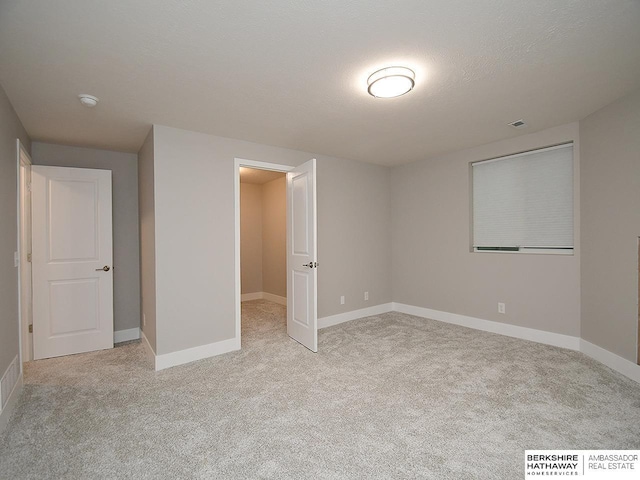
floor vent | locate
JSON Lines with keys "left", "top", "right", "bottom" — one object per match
{"left": 508, "top": 119, "right": 527, "bottom": 128}
{"left": 0, "top": 356, "right": 19, "bottom": 410}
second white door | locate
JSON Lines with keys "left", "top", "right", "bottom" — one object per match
{"left": 31, "top": 166, "right": 114, "bottom": 360}
{"left": 286, "top": 158, "right": 318, "bottom": 352}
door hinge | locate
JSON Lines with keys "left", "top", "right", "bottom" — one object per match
{"left": 28, "top": 324, "right": 33, "bottom": 333}
{"left": 27, "top": 182, "right": 31, "bottom": 192}
{"left": 27, "top": 253, "right": 32, "bottom": 263}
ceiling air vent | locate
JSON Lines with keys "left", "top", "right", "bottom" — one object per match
{"left": 508, "top": 119, "right": 527, "bottom": 128}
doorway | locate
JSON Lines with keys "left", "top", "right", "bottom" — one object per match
{"left": 239, "top": 167, "right": 287, "bottom": 305}
{"left": 235, "top": 160, "right": 291, "bottom": 348}
{"left": 234, "top": 158, "right": 318, "bottom": 352}
{"left": 239, "top": 166, "right": 287, "bottom": 344}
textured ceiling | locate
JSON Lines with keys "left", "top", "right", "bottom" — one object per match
{"left": 1, "top": 1, "right": 639, "bottom": 166}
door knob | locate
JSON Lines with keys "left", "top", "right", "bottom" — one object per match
{"left": 302, "top": 262, "right": 318, "bottom": 268}
{"left": 96, "top": 265, "right": 111, "bottom": 272}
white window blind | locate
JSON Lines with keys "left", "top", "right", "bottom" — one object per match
{"left": 472, "top": 143, "right": 573, "bottom": 251}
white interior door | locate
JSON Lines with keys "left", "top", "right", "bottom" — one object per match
{"left": 286, "top": 158, "right": 317, "bottom": 352}
{"left": 32, "top": 166, "right": 114, "bottom": 360}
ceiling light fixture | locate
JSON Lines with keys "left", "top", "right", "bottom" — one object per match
{"left": 367, "top": 66, "right": 415, "bottom": 98}
{"left": 78, "top": 94, "right": 99, "bottom": 107}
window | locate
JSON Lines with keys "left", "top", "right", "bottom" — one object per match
{"left": 472, "top": 143, "right": 574, "bottom": 254}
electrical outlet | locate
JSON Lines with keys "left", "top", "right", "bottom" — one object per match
{"left": 498, "top": 302, "right": 506, "bottom": 314}
{"left": 364, "top": 291, "right": 369, "bottom": 301}
{"left": 340, "top": 296, "right": 345, "bottom": 305}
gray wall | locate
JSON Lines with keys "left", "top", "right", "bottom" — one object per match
{"left": 318, "top": 156, "right": 392, "bottom": 315}
{"left": 391, "top": 123, "right": 581, "bottom": 336}
{"left": 152, "top": 125, "right": 301, "bottom": 354}
{"left": 151, "top": 125, "right": 393, "bottom": 355}
{"left": 240, "top": 176, "right": 287, "bottom": 297}
{"left": 138, "top": 129, "right": 156, "bottom": 351}
{"left": 0, "top": 84, "right": 30, "bottom": 376}
{"left": 580, "top": 87, "right": 640, "bottom": 362}
{"left": 31, "top": 142, "right": 141, "bottom": 334}
{"left": 240, "top": 182, "right": 263, "bottom": 294}
{"left": 262, "top": 177, "right": 286, "bottom": 298}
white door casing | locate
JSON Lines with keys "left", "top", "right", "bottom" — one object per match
{"left": 32, "top": 166, "right": 114, "bottom": 360}
{"left": 18, "top": 141, "right": 33, "bottom": 362}
{"left": 286, "top": 158, "right": 318, "bottom": 352}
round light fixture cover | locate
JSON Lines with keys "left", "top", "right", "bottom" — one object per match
{"left": 367, "top": 66, "right": 415, "bottom": 98}
{"left": 78, "top": 94, "right": 99, "bottom": 107}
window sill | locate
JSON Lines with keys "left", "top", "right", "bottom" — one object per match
{"left": 473, "top": 248, "right": 574, "bottom": 256}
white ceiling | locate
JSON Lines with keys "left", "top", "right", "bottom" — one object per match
{"left": 240, "top": 167, "right": 285, "bottom": 185}
{"left": 1, "top": 1, "right": 639, "bottom": 166}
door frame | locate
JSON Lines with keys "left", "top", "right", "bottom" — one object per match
{"left": 16, "top": 139, "right": 32, "bottom": 367}
{"left": 234, "top": 158, "right": 293, "bottom": 344}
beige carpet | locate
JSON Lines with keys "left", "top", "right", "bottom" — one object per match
{"left": 1, "top": 300, "right": 640, "bottom": 479}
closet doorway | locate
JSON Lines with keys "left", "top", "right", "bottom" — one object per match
{"left": 235, "top": 161, "right": 291, "bottom": 348}
{"left": 234, "top": 158, "right": 318, "bottom": 352}
{"left": 239, "top": 167, "right": 287, "bottom": 305}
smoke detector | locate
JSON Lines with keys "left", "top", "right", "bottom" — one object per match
{"left": 78, "top": 94, "right": 99, "bottom": 108}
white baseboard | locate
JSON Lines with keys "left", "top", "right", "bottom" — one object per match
{"left": 0, "top": 373, "right": 23, "bottom": 434}
{"left": 392, "top": 302, "right": 581, "bottom": 351}
{"left": 241, "top": 291, "right": 287, "bottom": 305}
{"left": 114, "top": 327, "right": 140, "bottom": 343}
{"left": 392, "top": 302, "right": 640, "bottom": 384}
{"left": 580, "top": 339, "right": 640, "bottom": 383}
{"left": 154, "top": 337, "right": 241, "bottom": 371}
{"left": 319, "top": 303, "right": 394, "bottom": 329}
{"left": 141, "top": 300, "right": 640, "bottom": 384}
{"left": 241, "top": 292, "right": 263, "bottom": 302}
{"left": 140, "top": 329, "right": 156, "bottom": 367}
{"left": 262, "top": 292, "right": 287, "bottom": 306}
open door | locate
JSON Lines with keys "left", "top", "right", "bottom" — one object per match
{"left": 31, "top": 166, "right": 114, "bottom": 360}
{"left": 286, "top": 158, "right": 318, "bottom": 352}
